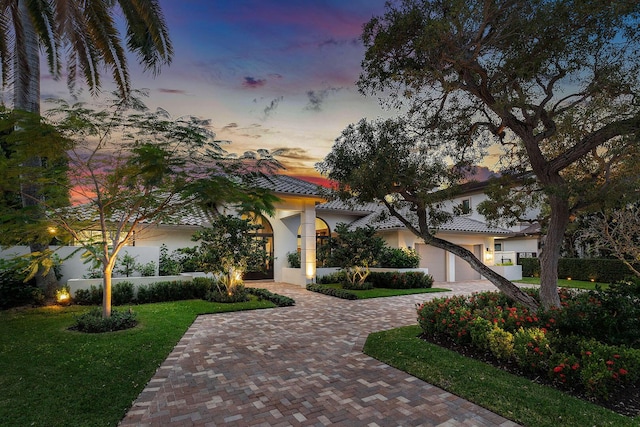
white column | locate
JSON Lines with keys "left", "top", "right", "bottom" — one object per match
{"left": 445, "top": 251, "right": 456, "bottom": 282}
{"left": 300, "top": 202, "right": 316, "bottom": 283}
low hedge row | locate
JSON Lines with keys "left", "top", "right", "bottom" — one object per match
{"left": 368, "top": 271, "right": 433, "bottom": 289}
{"left": 305, "top": 283, "right": 358, "bottom": 300}
{"left": 74, "top": 278, "right": 295, "bottom": 306}
{"left": 317, "top": 271, "right": 433, "bottom": 289}
{"left": 248, "top": 288, "right": 295, "bottom": 307}
{"left": 519, "top": 258, "right": 638, "bottom": 283}
{"left": 74, "top": 279, "right": 210, "bottom": 305}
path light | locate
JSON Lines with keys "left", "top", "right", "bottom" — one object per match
{"left": 56, "top": 287, "right": 71, "bottom": 305}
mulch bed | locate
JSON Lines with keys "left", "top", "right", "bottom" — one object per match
{"left": 419, "top": 333, "right": 640, "bottom": 418}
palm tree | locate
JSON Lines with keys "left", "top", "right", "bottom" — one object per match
{"left": 0, "top": 0, "right": 173, "bottom": 293}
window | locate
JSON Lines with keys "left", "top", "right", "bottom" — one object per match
{"left": 494, "top": 242, "right": 503, "bottom": 252}
{"left": 460, "top": 199, "right": 471, "bottom": 215}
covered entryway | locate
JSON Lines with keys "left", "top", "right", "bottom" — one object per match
{"left": 244, "top": 215, "right": 274, "bottom": 280}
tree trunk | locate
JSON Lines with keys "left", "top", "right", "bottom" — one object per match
{"left": 102, "top": 264, "right": 113, "bottom": 318}
{"left": 538, "top": 194, "right": 569, "bottom": 309}
{"left": 424, "top": 234, "right": 540, "bottom": 311}
{"left": 14, "top": 0, "right": 58, "bottom": 296}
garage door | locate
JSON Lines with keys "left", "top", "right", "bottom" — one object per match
{"left": 416, "top": 243, "right": 446, "bottom": 282}
{"left": 455, "top": 245, "right": 482, "bottom": 281}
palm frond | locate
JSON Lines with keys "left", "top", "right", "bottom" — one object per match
{"left": 117, "top": 0, "right": 173, "bottom": 75}
{"left": 24, "top": 0, "right": 59, "bottom": 78}
{"left": 84, "top": 0, "right": 130, "bottom": 97}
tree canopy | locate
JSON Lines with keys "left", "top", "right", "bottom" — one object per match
{"left": 345, "top": 0, "right": 640, "bottom": 308}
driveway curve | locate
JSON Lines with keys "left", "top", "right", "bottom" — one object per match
{"left": 120, "top": 281, "right": 520, "bottom": 427}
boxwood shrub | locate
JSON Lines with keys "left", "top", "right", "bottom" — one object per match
{"left": 368, "top": 271, "right": 433, "bottom": 289}
{"left": 70, "top": 307, "right": 137, "bottom": 333}
{"left": 306, "top": 283, "right": 358, "bottom": 300}
{"left": 247, "top": 287, "right": 295, "bottom": 306}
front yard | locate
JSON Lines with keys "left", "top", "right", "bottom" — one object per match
{"left": 0, "top": 299, "right": 274, "bottom": 426}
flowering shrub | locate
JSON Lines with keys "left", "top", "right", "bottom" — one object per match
{"left": 513, "top": 327, "right": 551, "bottom": 373}
{"left": 487, "top": 326, "right": 514, "bottom": 360}
{"left": 469, "top": 317, "right": 493, "bottom": 350}
{"left": 417, "top": 295, "right": 472, "bottom": 343}
{"left": 578, "top": 339, "right": 640, "bottom": 399}
{"left": 548, "top": 352, "right": 581, "bottom": 387}
{"left": 416, "top": 289, "right": 640, "bottom": 400}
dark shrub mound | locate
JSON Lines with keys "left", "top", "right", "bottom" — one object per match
{"left": 70, "top": 308, "right": 137, "bottom": 333}
{"left": 0, "top": 258, "right": 44, "bottom": 309}
{"left": 368, "top": 271, "right": 433, "bottom": 289}
{"left": 306, "top": 283, "right": 358, "bottom": 300}
{"left": 205, "top": 284, "right": 249, "bottom": 303}
{"left": 342, "top": 281, "right": 373, "bottom": 290}
{"left": 247, "top": 288, "right": 295, "bottom": 307}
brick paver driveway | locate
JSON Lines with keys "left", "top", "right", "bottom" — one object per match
{"left": 120, "top": 281, "right": 520, "bottom": 426}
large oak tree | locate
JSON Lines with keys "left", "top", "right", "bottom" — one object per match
{"left": 354, "top": 0, "right": 640, "bottom": 309}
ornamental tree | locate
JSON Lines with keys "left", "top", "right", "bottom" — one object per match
{"left": 1, "top": 94, "right": 280, "bottom": 317}
{"left": 193, "top": 215, "right": 270, "bottom": 297}
{"left": 355, "top": 0, "right": 640, "bottom": 309}
{"left": 327, "top": 223, "right": 385, "bottom": 287}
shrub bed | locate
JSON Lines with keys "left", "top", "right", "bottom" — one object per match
{"left": 73, "top": 278, "right": 295, "bottom": 307}
{"left": 368, "top": 271, "right": 433, "bottom": 289}
{"left": 318, "top": 270, "right": 434, "bottom": 290}
{"left": 0, "top": 258, "right": 44, "bottom": 309}
{"left": 306, "top": 283, "right": 358, "bottom": 300}
{"left": 247, "top": 288, "right": 295, "bottom": 307}
{"left": 70, "top": 307, "right": 138, "bottom": 333}
{"left": 416, "top": 283, "right": 640, "bottom": 401}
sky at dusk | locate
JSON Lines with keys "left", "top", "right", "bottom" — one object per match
{"left": 36, "top": 0, "right": 400, "bottom": 183}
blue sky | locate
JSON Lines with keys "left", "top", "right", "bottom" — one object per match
{"left": 39, "top": 0, "right": 394, "bottom": 181}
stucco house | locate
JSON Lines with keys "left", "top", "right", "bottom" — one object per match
{"left": 1, "top": 175, "right": 539, "bottom": 286}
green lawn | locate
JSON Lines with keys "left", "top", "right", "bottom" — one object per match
{"left": 364, "top": 325, "right": 638, "bottom": 427}
{"left": 0, "top": 298, "right": 275, "bottom": 427}
{"left": 321, "top": 283, "right": 450, "bottom": 298}
{"left": 514, "top": 277, "right": 610, "bottom": 290}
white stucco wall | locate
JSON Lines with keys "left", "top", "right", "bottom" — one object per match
{"left": 0, "top": 245, "right": 159, "bottom": 284}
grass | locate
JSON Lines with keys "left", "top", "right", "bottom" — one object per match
{"left": 0, "top": 297, "right": 275, "bottom": 427}
{"left": 364, "top": 325, "right": 638, "bottom": 427}
{"left": 514, "top": 277, "right": 610, "bottom": 290}
{"left": 321, "top": 283, "right": 449, "bottom": 298}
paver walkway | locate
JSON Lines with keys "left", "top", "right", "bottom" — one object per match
{"left": 120, "top": 281, "right": 521, "bottom": 426}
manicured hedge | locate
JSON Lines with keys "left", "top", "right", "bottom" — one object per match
{"left": 305, "top": 283, "right": 358, "bottom": 300}
{"left": 519, "top": 257, "right": 637, "bottom": 283}
{"left": 317, "top": 270, "right": 433, "bottom": 289}
{"left": 248, "top": 287, "right": 295, "bottom": 306}
{"left": 73, "top": 278, "right": 295, "bottom": 306}
{"left": 368, "top": 271, "right": 434, "bottom": 289}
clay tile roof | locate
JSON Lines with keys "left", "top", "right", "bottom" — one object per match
{"left": 254, "top": 175, "right": 322, "bottom": 196}
{"left": 348, "top": 206, "right": 513, "bottom": 235}
{"left": 316, "top": 199, "right": 380, "bottom": 214}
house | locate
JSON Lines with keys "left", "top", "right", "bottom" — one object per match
{"left": 0, "top": 175, "right": 538, "bottom": 286}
